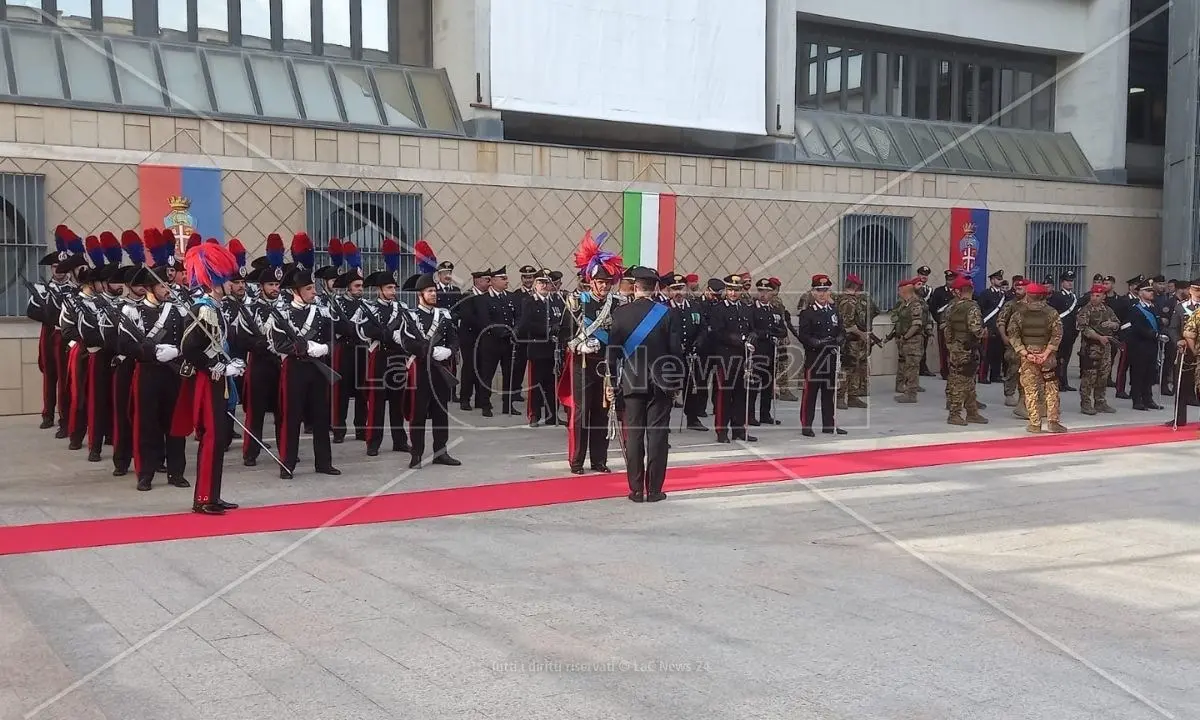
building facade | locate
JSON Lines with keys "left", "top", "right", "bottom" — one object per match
{"left": 0, "top": 0, "right": 1165, "bottom": 414}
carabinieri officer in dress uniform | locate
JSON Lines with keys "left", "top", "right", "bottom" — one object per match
{"left": 267, "top": 266, "right": 341, "bottom": 479}
{"left": 180, "top": 242, "right": 244, "bottom": 515}
{"left": 399, "top": 272, "right": 463, "bottom": 469}
{"left": 559, "top": 230, "right": 621, "bottom": 475}
{"left": 795, "top": 273, "right": 848, "bottom": 437}
{"left": 605, "top": 266, "right": 683, "bottom": 502}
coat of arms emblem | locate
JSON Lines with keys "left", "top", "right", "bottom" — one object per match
{"left": 958, "top": 221, "right": 979, "bottom": 277}
{"left": 164, "top": 195, "right": 196, "bottom": 258}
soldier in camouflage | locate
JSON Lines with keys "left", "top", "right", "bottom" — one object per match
{"left": 836, "top": 274, "right": 874, "bottom": 409}
{"left": 996, "top": 276, "right": 1029, "bottom": 417}
{"left": 1007, "top": 282, "right": 1067, "bottom": 433}
{"left": 768, "top": 278, "right": 798, "bottom": 402}
{"left": 942, "top": 276, "right": 988, "bottom": 425}
{"left": 1076, "top": 282, "right": 1120, "bottom": 415}
{"left": 892, "top": 278, "right": 925, "bottom": 403}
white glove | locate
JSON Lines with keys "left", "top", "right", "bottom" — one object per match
{"left": 580, "top": 337, "right": 601, "bottom": 354}
{"left": 305, "top": 341, "right": 329, "bottom": 358}
{"left": 224, "top": 363, "right": 244, "bottom": 377}
{"left": 154, "top": 344, "right": 179, "bottom": 363}
{"left": 745, "top": 343, "right": 756, "bottom": 354}
{"left": 68, "top": 340, "right": 77, "bottom": 349}
{"left": 229, "top": 359, "right": 246, "bottom": 374}
{"left": 432, "top": 346, "right": 452, "bottom": 362}
{"left": 392, "top": 329, "right": 405, "bottom": 345}
{"left": 210, "top": 362, "right": 226, "bottom": 380}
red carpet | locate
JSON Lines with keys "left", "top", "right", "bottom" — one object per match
{"left": 0, "top": 424, "right": 1187, "bottom": 557}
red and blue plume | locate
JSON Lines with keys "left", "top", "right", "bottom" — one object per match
{"left": 381, "top": 237, "right": 401, "bottom": 273}
{"left": 62, "top": 227, "right": 84, "bottom": 255}
{"left": 265, "top": 233, "right": 285, "bottom": 268}
{"left": 413, "top": 239, "right": 437, "bottom": 274}
{"left": 100, "top": 231, "right": 122, "bottom": 264}
{"left": 291, "top": 232, "right": 315, "bottom": 268}
{"left": 147, "top": 228, "right": 174, "bottom": 267}
{"left": 343, "top": 241, "right": 361, "bottom": 271}
{"left": 53, "top": 224, "right": 72, "bottom": 253}
{"left": 85, "top": 235, "right": 105, "bottom": 267}
{"left": 228, "top": 238, "right": 247, "bottom": 269}
{"left": 328, "top": 237, "right": 344, "bottom": 268}
{"left": 120, "top": 230, "right": 144, "bottom": 265}
{"left": 205, "top": 237, "right": 220, "bottom": 245}
{"left": 186, "top": 233, "right": 201, "bottom": 250}
{"left": 147, "top": 228, "right": 173, "bottom": 267}
{"left": 574, "top": 229, "right": 622, "bottom": 280}
{"left": 184, "top": 243, "right": 238, "bottom": 290}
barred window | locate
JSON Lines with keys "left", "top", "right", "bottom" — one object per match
{"left": 305, "top": 188, "right": 420, "bottom": 288}
{"left": 839, "top": 214, "right": 911, "bottom": 312}
{"left": 1026, "top": 221, "right": 1086, "bottom": 287}
{"left": 0, "top": 173, "right": 46, "bottom": 317}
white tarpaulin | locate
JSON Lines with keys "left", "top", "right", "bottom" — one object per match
{"left": 489, "top": 0, "right": 767, "bottom": 135}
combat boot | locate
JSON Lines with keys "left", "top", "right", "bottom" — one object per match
{"left": 965, "top": 412, "right": 989, "bottom": 424}
{"left": 895, "top": 393, "right": 918, "bottom": 404}
{"left": 1004, "top": 394, "right": 1017, "bottom": 407}
{"left": 837, "top": 398, "right": 849, "bottom": 410}
{"left": 778, "top": 389, "right": 798, "bottom": 402}
{"left": 1080, "top": 405, "right": 1097, "bottom": 415}
{"left": 946, "top": 413, "right": 967, "bottom": 426}
{"left": 1046, "top": 421, "right": 1068, "bottom": 433}
{"left": 1013, "top": 405, "right": 1029, "bottom": 420}
{"left": 848, "top": 397, "right": 868, "bottom": 409}
{"left": 1026, "top": 423, "right": 1043, "bottom": 433}
{"left": 1097, "top": 402, "right": 1116, "bottom": 413}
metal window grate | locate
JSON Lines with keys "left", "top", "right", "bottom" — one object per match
{"left": 0, "top": 172, "right": 46, "bottom": 318}
{"left": 1025, "top": 220, "right": 1086, "bottom": 287}
{"left": 839, "top": 213, "right": 912, "bottom": 311}
{"left": 304, "top": 188, "right": 422, "bottom": 293}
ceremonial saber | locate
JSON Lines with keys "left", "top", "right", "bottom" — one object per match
{"left": 226, "top": 407, "right": 287, "bottom": 470}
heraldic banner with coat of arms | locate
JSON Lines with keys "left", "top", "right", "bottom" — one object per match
{"left": 138, "top": 164, "right": 224, "bottom": 257}
{"left": 947, "top": 207, "right": 990, "bottom": 293}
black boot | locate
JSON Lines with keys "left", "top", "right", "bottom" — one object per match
{"left": 39, "top": 416, "right": 54, "bottom": 429}
{"left": 136, "top": 476, "right": 152, "bottom": 491}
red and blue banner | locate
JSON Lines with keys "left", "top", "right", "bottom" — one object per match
{"left": 138, "top": 165, "right": 224, "bottom": 241}
{"left": 948, "top": 207, "right": 990, "bottom": 293}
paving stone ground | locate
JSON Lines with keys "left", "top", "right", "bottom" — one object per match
{"left": 1, "top": 374, "right": 1197, "bottom": 720}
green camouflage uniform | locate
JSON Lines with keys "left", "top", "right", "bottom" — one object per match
{"left": 1076, "top": 301, "right": 1119, "bottom": 413}
{"left": 996, "top": 298, "right": 1024, "bottom": 406}
{"left": 891, "top": 297, "right": 925, "bottom": 401}
{"left": 942, "top": 296, "right": 987, "bottom": 423}
{"left": 836, "top": 291, "right": 873, "bottom": 408}
{"left": 770, "top": 296, "right": 797, "bottom": 400}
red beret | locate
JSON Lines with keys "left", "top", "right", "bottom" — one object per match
{"left": 898, "top": 278, "right": 914, "bottom": 288}
{"left": 1013, "top": 277, "right": 1029, "bottom": 287}
{"left": 1090, "top": 283, "right": 1107, "bottom": 294}
{"left": 845, "top": 273, "right": 862, "bottom": 286}
{"left": 685, "top": 273, "right": 699, "bottom": 283}
{"left": 767, "top": 277, "right": 782, "bottom": 288}
{"left": 949, "top": 276, "right": 974, "bottom": 291}
{"left": 811, "top": 274, "right": 832, "bottom": 289}
{"left": 1025, "top": 282, "right": 1050, "bottom": 295}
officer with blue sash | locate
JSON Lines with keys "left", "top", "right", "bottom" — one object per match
{"left": 1127, "top": 277, "right": 1164, "bottom": 411}
{"left": 605, "top": 267, "right": 683, "bottom": 503}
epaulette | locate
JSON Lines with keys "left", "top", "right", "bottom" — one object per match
{"left": 196, "top": 302, "right": 221, "bottom": 326}
{"left": 564, "top": 292, "right": 581, "bottom": 313}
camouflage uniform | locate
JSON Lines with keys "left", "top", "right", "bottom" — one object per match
{"left": 836, "top": 291, "right": 873, "bottom": 408}
{"left": 942, "top": 296, "right": 988, "bottom": 424}
{"left": 770, "top": 296, "right": 797, "bottom": 401}
{"left": 995, "top": 297, "right": 1026, "bottom": 415}
{"left": 1008, "top": 300, "right": 1066, "bottom": 432}
{"left": 1076, "top": 301, "right": 1120, "bottom": 414}
{"left": 1183, "top": 312, "right": 1200, "bottom": 399}
{"left": 892, "top": 297, "right": 925, "bottom": 402}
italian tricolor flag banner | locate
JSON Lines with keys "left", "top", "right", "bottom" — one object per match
{"left": 622, "top": 191, "right": 677, "bottom": 270}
